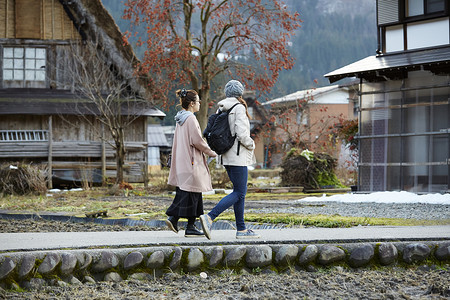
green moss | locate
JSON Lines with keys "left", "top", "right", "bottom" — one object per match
{"left": 317, "top": 171, "right": 345, "bottom": 188}
{"left": 213, "top": 212, "right": 449, "bottom": 228}
{"left": 179, "top": 249, "right": 189, "bottom": 271}
{"left": 8, "top": 285, "right": 26, "bottom": 293}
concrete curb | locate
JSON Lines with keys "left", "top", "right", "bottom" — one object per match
{"left": 1, "top": 241, "right": 449, "bottom": 290}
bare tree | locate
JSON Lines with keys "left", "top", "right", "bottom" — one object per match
{"left": 59, "top": 40, "right": 149, "bottom": 184}
{"left": 263, "top": 91, "right": 344, "bottom": 165}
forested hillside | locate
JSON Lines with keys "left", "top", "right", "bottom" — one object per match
{"left": 101, "top": 0, "right": 376, "bottom": 99}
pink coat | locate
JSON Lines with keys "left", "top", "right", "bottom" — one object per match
{"left": 168, "top": 114, "right": 216, "bottom": 193}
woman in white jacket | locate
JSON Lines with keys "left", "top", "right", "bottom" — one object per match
{"left": 200, "top": 80, "right": 260, "bottom": 240}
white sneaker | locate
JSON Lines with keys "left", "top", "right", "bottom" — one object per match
{"left": 236, "top": 229, "right": 260, "bottom": 239}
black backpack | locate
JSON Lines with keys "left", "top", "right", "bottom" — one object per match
{"left": 203, "top": 103, "right": 242, "bottom": 155}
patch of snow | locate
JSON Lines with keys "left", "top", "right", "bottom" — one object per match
{"left": 296, "top": 191, "right": 450, "bottom": 205}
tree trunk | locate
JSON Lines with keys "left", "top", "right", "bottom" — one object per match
{"left": 116, "top": 144, "right": 125, "bottom": 184}
{"left": 114, "top": 127, "right": 126, "bottom": 184}
{"left": 197, "top": 88, "right": 210, "bottom": 132}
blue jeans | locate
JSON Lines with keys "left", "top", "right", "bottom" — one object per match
{"left": 208, "top": 165, "right": 248, "bottom": 231}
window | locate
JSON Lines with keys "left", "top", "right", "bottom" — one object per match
{"left": 3, "top": 47, "right": 46, "bottom": 88}
{"left": 406, "top": 0, "right": 445, "bottom": 17}
{"left": 427, "top": 0, "right": 445, "bottom": 13}
{"left": 358, "top": 73, "right": 449, "bottom": 193}
{"left": 0, "top": 130, "right": 48, "bottom": 141}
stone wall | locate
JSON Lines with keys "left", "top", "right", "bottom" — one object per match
{"left": 1, "top": 241, "right": 449, "bottom": 290}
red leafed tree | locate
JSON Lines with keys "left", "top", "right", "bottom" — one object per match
{"left": 123, "top": 0, "right": 302, "bottom": 130}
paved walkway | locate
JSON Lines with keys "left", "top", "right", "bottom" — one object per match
{"left": 1, "top": 226, "right": 449, "bottom": 252}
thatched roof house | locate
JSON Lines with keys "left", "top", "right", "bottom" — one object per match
{"left": 0, "top": 0, "right": 164, "bottom": 187}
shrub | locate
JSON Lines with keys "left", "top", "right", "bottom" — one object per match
{"left": 0, "top": 163, "right": 48, "bottom": 195}
{"left": 280, "top": 149, "right": 343, "bottom": 189}
{"left": 209, "top": 159, "right": 231, "bottom": 188}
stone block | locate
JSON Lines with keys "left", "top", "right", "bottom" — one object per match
{"left": 318, "top": 245, "right": 345, "bottom": 265}
{"left": 378, "top": 243, "right": 398, "bottom": 266}
{"left": 83, "top": 276, "right": 96, "bottom": 284}
{"left": 62, "top": 275, "right": 82, "bottom": 285}
{"left": 124, "top": 252, "right": 144, "bottom": 270}
{"left": 128, "top": 272, "right": 152, "bottom": 281}
{"left": 403, "top": 243, "right": 430, "bottom": 264}
{"left": 187, "top": 248, "right": 204, "bottom": 272}
{"left": 275, "top": 245, "right": 299, "bottom": 266}
{"left": 434, "top": 242, "right": 450, "bottom": 261}
{"left": 209, "top": 246, "right": 224, "bottom": 268}
{"left": 169, "top": 247, "right": 183, "bottom": 271}
{"left": 299, "top": 245, "right": 319, "bottom": 265}
{"left": 21, "top": 278, "right": 46, "bottom": 290}
{"left": 76, "top": 253, "right": 92, "bottom": 270}
{"left": 224, "top": 246, "right": 247, "bottom": 267}
{"left": 60, "top": 253, "right": 77, "bottom": 275}
{"left": 348, "top": 244, "right": 374, "bottom": 268}
{"left": 19, "top": 254, "right": 36, "bottom": 279}
{"left": 246, "top": 245, "right": 273, "bottom": 268}
{"left": 104, "top": 272, "right": 122, "bottom": 282}
{"left": 38, "top": 253, "right": 61, "bottom": 275}
{"left": 147, "top": 251, "right": 165, "bottom": 269}
{"left": 0, "top": 257, "right": 15, "bottom": 280}
{"left": 91, "top": 251, "right": 119, "bottom": 273}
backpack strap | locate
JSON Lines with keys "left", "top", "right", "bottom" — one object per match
{"left": 226, "top": 103, "right": 242, "bottom": 114}
{"left": 228, "top": 103, "right": 243, "bottom": 156}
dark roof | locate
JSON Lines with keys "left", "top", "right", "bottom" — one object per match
{"left": 0, "top": 99, "right": 165, "bottom": 117}
{"left": 325, "top": 46, "right": 450, "bottom": 83}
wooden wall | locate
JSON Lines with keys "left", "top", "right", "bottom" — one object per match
{"left": 0, "top": 0, "right": 81, "bottom": 40}
{"left": 0, "top": 115, "right": 47, "bottom": 131}
{"left": 1, "top": 115, "right": 146, "bottom": 143}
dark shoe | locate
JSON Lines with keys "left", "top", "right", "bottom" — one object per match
{"left": 185, "top": 225, "right": 204, "bottom": 238}
{"left": 165, "top": 216, "right": 178, "bottom": 234}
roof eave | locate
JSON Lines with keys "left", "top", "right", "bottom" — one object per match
{"left": 325, "top": 46, "right": 450, "bottom": 83}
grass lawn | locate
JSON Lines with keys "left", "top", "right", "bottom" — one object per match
{"left": 1, "top": 186, "right": 448, "bottom": 228}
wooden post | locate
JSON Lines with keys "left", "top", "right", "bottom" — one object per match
{"left": 101, "top": 123, "right": 106, "bottom": 185}
{"left": 143, "top": 117, "right": 149, "bottom": 188}
{"left": 5, "top": 0, "right": 8, "bottom": 37}
{"left": 48, "top": 116, "right": 53, "bottom": 189}
{"left": 41, "top": 0, "right": 44, "bottom": 39}
{"left": 52, "top": 0, "right": 54, "bottom": 38}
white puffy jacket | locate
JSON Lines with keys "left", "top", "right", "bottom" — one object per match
{"left": 217, "top": 97, "right": 256, "bottom": 166}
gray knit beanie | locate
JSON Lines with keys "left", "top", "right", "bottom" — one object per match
{"left": 224, "top": 80, "right": 244, "bottom": 98}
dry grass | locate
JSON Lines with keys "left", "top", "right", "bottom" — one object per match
{"left": 0, "top": 187, "right": 166, "bottom": 219}
{"left": 0, "top": 163, "right": 48, "bottom": 196}
{"left": 0, "top": 187, "right": 447, "bottom": 228}
{"left": 0, "top": 169, "right": 447, "bottom": 228}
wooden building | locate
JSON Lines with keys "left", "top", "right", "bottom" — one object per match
{"left": 0, "top": 0, "right": 165, "bottom": 187}
{"left": 262, "top": 85, "right": 358, "bottom": 168}
{"left": 326, "top": 0, "right": 449, "bottom": 193}
{"left": 245, "top": 95, "right": 271, "bottom": 168}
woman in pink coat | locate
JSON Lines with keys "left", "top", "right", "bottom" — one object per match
{"left": 166, "top": 89, "right": 217, "bottom": 237}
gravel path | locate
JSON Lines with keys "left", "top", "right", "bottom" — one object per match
{"left": 249, "top": 201, "right": 450, "bottom": 220}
